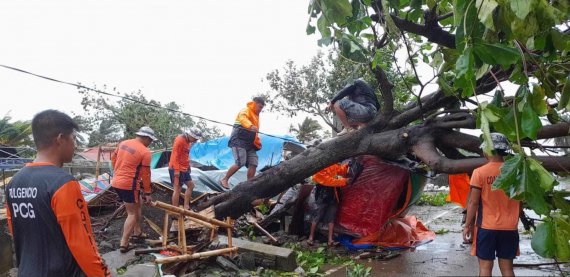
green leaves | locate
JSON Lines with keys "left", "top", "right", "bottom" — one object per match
{"left": 473, "top": 42, "right": 520, "bottom": 66}
{"left": 557, "top": 76, "right": 570, "bottom": 111}
{"left": 321, "top": 0, "right": 353, "bottom": 26}
{"left": 454, "top": 46, "right": 475, "bottom": 97}
{"left": 317, "top": 15, "right": 332, "bottom": 38}
{"left": 531, "top": 215, "right": 570, "bottom": 261}
{"left": 476, "top": 0, "right": 498, "bottom": 30}
{"left": 532, "top": 220, "right": 557, "bottom": 258}
{"left": 510, "top": 0, "right": 534, "bottom": 20}
{"left": 493, "top": 155, "right": 552, "bottom": 215}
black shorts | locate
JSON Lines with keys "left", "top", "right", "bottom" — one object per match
{"left": 311, "top": 202, "right": 338, "bottom": 224}
{"left": 169, "top": 169, "right": 192, "bottom": 186}
{"left": 476, "top": 228, "right": 519, "bottom": 260}
{"left": 114, "top": 187, "right": 140, "bottom": 204}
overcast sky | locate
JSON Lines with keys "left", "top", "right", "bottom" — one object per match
{"left": 0, "top": 0, "right": 323, "bottom": 136}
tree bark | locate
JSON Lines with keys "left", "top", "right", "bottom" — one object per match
{"left": 200, "top": 120, "right": 570, "bottom": 219}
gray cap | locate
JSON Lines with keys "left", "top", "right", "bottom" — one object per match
{"left": 480, "top": 132, "right": 509, "bottom": 151}
{"left": 135, "top": 126, "right": 157, "bottom": 141}
{"left": 186, "top": 128, "right": 203, "bottom": 141}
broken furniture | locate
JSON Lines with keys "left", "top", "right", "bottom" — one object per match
{"left": 148, "top": 201, "right": 237, "bottom": 264}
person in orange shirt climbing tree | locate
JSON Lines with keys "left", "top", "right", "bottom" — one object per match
{"left": 111, "top": 126, "right": 156, "bottom": 253}
{"left": 463, "top": 133, "right": 520, "bottom": 277}
{"left": 220, "top": 96, "right": 265, "bottom": 189}
{"left": 5, "top": 109, "right": 109, "bottom": 277}
{"left": 168, "top": 128, "right": 202, "bottom": 210}
{"left": 307, "top": 161, "right": 351, "bottom": 247}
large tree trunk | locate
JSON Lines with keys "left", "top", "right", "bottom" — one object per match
{"left": 199, "top": 122, "right": 570, "bottom": 219}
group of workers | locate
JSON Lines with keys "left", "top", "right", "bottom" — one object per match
{"left": 4, "top": 78, "right": 523, "bottom": 276}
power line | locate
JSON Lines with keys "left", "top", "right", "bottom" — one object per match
{"left": 0, "top": 64, "right": 306, "bottom": 146}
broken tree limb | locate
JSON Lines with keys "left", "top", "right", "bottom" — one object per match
{"left": 199, "top": 119, "right": 570, "bottom": 220}
{"left": 154, "top": 247, "right": 238, "bottom": 264}
{"left": 151, "top": 201, "right": 232, "bottom": 228}
{"left": 253, "top": 222, "right": 277, "bottom": 243}
{"left": 245, "top": 214, "right": 277, "bottom": 243}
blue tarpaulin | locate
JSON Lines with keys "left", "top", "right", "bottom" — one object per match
{"left": 190, "top": 134, "right": 299, "bottom": 171}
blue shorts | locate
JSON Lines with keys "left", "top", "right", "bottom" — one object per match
{"left": 114, "top": 187, "right": 140, "bottom": 204}
{"left": 169, "top": 169, "right": 192, "bottom": 186}
{"left": 337, "top": 99, "right": 377, "bottom": 123}
{"left": 476, "top": 228, "right": 519, "bottom": 260}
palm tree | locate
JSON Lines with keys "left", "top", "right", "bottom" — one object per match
{"left": 0, "top": 115, "right": 32, "bottom": 147}
{"left": 290, "top": 117, "right": 322, "bottom": 143}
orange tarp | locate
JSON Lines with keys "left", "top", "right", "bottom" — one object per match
{"left": 446, "top": 173, "right": 470, "bottom": 208}
{"left": 353, "top": 216, "right": 435, "bottom": 248}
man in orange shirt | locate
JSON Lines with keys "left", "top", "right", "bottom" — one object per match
{"left": 111, "top": 126, "right": 155, "bottom": 253}
{"left": 220, "top": 97, "right": 264, "bottom": 189}
{"left": 5, "top": 110, "right": 109, "bottom": 276}
{"left": 307, "top": 162, "right": 350, "bottom": 247}
{"left": 463, "top": 133, "right": 520, "bottom": 276}
{"left": 168, "top": 128, "right": 202, "bottom": 210}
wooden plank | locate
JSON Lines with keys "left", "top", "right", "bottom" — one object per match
{"left": 143, "top": 216, "right": 163, "bottom": 237}
{"left": 154, "top": 247, "right": 238, "bottom": 264}
{"left": 179, "top": 214, "right": 187, "bottom": 254}
{"left": 162, "top": 213, "right": 169, "bottom": 248}
{"left": 151, "top": 201, "right": 232, "bottom": 228}
{"left": 218, "top": 235, "right": 296, "bottom": 271}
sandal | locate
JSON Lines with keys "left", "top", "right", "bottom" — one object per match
{"left": 119, "top": 243, "right": 132, "bottom": 253}
{"left": 306, "top": 239, "right": 315, "bottom": 246}
{"left": 327, "top": 241, "right": 340, "bottom": 247}
{"left": 219, "top": 180, "right": 230, "bottom": 190}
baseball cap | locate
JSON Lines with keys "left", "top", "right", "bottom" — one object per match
{"left": 135, "top": 126, "right": 158, "bottom": 141}
{"left": 480, "top": 132, "right": 509, "bottom": 151}
{"left": 186, "top": 128, "right": 203, "bottom": 141}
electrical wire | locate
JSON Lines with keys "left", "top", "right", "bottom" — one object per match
{"left": 0, "top": 64, "right": 307, "bottom": 146}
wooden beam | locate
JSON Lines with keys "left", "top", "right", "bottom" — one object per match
{"left": 218, "top": 235, "right": 296, "bottom": 271}
{"left": 151, "top": 201, "right": 232, "bottom": 228}
{"left": 154, "top": 247, "right": 238, "bottom": 264}
{"left": 143, "top": 216, "right": 162, "bottom": 237}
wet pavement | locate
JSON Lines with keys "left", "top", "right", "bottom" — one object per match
{"left": 330, "top": 204, "right": 569, "bottom": 276}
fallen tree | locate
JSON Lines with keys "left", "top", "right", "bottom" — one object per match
{"left": 200, "top": 0, "right": 570, "bottom": 261}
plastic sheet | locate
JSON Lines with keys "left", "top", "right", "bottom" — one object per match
{"left": 151, "top": 167, "right": 247, "bottom": 193}
{"left": 336, "top": 156, "right": 409, "bottom": 237}
{"left": 190, "top": 134, "right": 300, "bottom": 171}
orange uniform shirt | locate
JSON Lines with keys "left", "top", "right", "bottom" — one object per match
{"left": 312, "top": 164, "right": 349, "bottom": 187}
{"left": 6, "top": 162, "right": 109, "bottom": 277}
{"left": 168, "top": 135, "right": 190, "bottom": 172}
{"left": 471, "top": 162, "right": 520, "bottom": 230}
{"left": 111, "top": 139, "right": 152, "bottom": 194}
{"left": 235, "top": 101, "right": 262, "bottom": 150}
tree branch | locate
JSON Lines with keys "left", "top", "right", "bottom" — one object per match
{"left": 389, "top": 14, "right": 456, "bottom": 49}
{"left": 371, "top": 66, "right": 395, "bottom": 117}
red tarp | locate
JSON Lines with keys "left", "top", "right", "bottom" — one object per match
{"left": 337, "top": 156, "right": 409, "bottom": 237}
{"left": 354, "top": 216, "right": 436, "bottom": 248}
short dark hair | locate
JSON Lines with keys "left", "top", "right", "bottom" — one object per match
{"left": 495, "top": 149, "right": 509, "bottom": 157}
{"left": 252, "top": 96, "right": 265, "bottom": 106}
{"left": 32, "top": 110, "right": 79, "bottom": 149}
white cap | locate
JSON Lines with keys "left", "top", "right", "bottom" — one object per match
{"left": 186, "top": 128, "right": 203, "bottom": 141}
{"left": 135, "top": 126, "right": 157, "bottom": 141}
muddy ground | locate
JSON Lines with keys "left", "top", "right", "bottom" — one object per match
{"left": 89, "top": 189, "right": 570, "bottom": 277}
{"left": 326, "top": 204, "right": 570, "bottom": 277}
